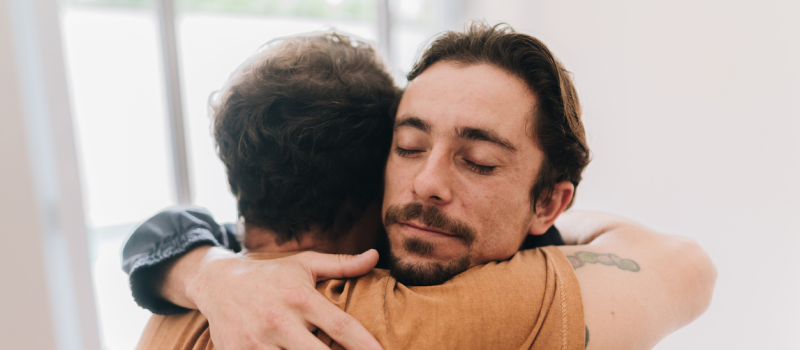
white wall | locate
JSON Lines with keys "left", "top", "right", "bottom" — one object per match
{"left": 463, "top": 0, "right": 800, "bottom": 348}
{"left": 0, "top": 3, "right": 58, "bottom": 348}
{"left": 0, "top": 0, "right": 100, "bottom": 349}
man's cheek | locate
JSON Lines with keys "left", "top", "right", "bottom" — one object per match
{"left": 389, "top": 168, "right": 414, "bottom": 197}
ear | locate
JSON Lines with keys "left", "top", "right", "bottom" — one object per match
{"left": 527, "top": 181, "right": 575, "bottom": 236}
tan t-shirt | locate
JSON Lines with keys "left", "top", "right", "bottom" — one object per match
{"left": 137, "top": 246, "right": 584, "bottom": 350}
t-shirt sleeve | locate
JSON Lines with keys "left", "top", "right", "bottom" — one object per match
{"left": 525, "top": 246, "right": 586, "bottom": 350}
{"left": 136, "top": 311, "right": 215, "bottom": 350}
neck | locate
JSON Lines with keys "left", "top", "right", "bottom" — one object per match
{"left": 243, "top": 225, "right": 332, "bottom": 254}
{"left": 242, "top": 201, "right": 383, "bottom": 255}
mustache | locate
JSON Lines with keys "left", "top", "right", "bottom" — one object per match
{"left": 384, "top": 202, "right": 476, "bottom": 245}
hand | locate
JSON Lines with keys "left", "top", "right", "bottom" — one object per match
{"left": 174, "top": 247, "right": 383, "bottom": 350}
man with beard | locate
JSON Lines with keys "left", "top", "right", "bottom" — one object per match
{"left": 128, "top": 24, "right": 716, "bottom": 350}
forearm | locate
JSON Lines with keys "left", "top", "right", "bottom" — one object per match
{"left": 121, "top": 207, "right": 241, "bottom": 314}
{"left": 562, "top": 212, "right": 716, "bottom": 299}
{"left": 588, "top": 228, "right": 715, "bottom": 344}
{"left": 557, "top": 212, "right": 717, "bottom": 347}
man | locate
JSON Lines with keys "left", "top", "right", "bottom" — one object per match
{"left": 127, "top": 23, "right": 716, "bottom": 349}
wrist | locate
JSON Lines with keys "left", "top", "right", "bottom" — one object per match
{"left": 183, "top": 246, "right": 238, "bottom": 310}
{"left": 158, "top": 245, "right": 232, "bottom": 309}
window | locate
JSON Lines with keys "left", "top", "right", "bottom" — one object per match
{"left": 60, "top": 4, "right": 174, "bottom": 348}
{"left": 59, "top": 0, "right": 459, "bottom": 349}
{"left": 175, "top": 1, "right": 380, "bottom": 223}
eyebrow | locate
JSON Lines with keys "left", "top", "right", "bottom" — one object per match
{"left": 457, "top": 127, "right": 517, "bottom": 152}
{"left": 394, "top": 116, "right": 431, "bottom": 133}
{"left": 395, "top": 115, "right": 517, "bottom": 152}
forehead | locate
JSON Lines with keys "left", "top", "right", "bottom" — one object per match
{"left": 397, "top": 62, "right": 536, "bottom": 143}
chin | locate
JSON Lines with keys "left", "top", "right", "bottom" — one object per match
{"left": 388, "top": 249, "right": 472, "bottom": 286}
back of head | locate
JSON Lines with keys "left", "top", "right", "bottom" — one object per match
{"left": 212, "top": 33, "right": 397, "bottom": 243}
{"left": 408, "top": 21, "right": 590, "bottom": 211}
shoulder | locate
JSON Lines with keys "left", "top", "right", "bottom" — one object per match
{"left": 316, "top": 268, "right": 392, "bottom": 305}
{"left": 137, "top": 311, "right": 213, "bottom": 350}
{"left": 461, "top": 246, "right": 573, "bottom": 284}
{"left": 457, "top": 246, "right": 585, "bottom": 349}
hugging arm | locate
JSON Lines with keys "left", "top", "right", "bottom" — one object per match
{"left": 556, "top": 212, "right": 717, "bottom": 349}
{"left": 122, "top": 207, "right": 382, "bottom": 350}
{"left": 122, "top": 207, "right": 241, "bottom": 314}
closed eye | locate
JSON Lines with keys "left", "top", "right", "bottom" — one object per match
{"left": 464, "top": 159, "right": 495, "bottom": 175}
{"left": 395, "top": 147, "right": 423, "bottom": 157}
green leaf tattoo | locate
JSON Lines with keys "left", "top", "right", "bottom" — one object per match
{"left": 585, "top": 326, "right": 590, "bottom": 348}
{"left": 566, "top": 251, "right": 640, "bottom": 272}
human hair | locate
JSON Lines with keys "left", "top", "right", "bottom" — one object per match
{"left": 212, "top": 33, "right": 398, "bottom": 243}
{"left": 407, "top": 22, "right": 590, "bottom": 211}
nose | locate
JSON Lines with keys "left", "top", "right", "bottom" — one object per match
{"left": 412, "top": 147, "right": 453, "bottom": 205}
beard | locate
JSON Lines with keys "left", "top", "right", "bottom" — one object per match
{"left": 389, "top": 244, "right": 472, "bottom": 286}
{"left": 384, "top": 202, "right": 476, "bottom": 286}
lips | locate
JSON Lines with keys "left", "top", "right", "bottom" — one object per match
{"left": 384, "top": 202, "right": 476, "bottom": 245}
{"left": 400, "top": 221, "right": 457, "bottom": 238}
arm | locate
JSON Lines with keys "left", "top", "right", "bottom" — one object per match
{"left": 122, "top": 207, "right": 240, "bottom": 314}
{"left": 556, "top": 211, "right": 717, "bottom": 349}
{"left": 122, "top": 207, "right": 383, "bottom": 350}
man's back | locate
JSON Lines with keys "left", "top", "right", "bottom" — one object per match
{"left": 137, "top": 246, "right": 584, "bottom": 350}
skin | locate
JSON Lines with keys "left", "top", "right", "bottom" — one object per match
{"left": 383, "top": 61, "right": 573, "bottom": 270}
{"left": 555, "top": 212, "right": 717, "bottom": 349}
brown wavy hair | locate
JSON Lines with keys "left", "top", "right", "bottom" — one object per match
{"left": 212, "top": 33, "right": 398, "bottom": 243}
{"left": 407, "top": 22, "right": 591, "bottom": 211}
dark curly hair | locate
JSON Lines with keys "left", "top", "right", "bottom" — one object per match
{"left": 408, "top": 22, "right": 591, "bottom": 211}
{"left": 212, "top": 33, "right": 398, "bottom": 243}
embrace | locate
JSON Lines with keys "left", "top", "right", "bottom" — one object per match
{"left": 123, "top": 22, "right": 716, "bottom": 350}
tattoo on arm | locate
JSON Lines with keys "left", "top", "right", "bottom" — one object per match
{"left": 566, "top": 251, "right": 640, "bottom": 272}
{"left": 585, "top": 326, "right": 589, "bottom": 348}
